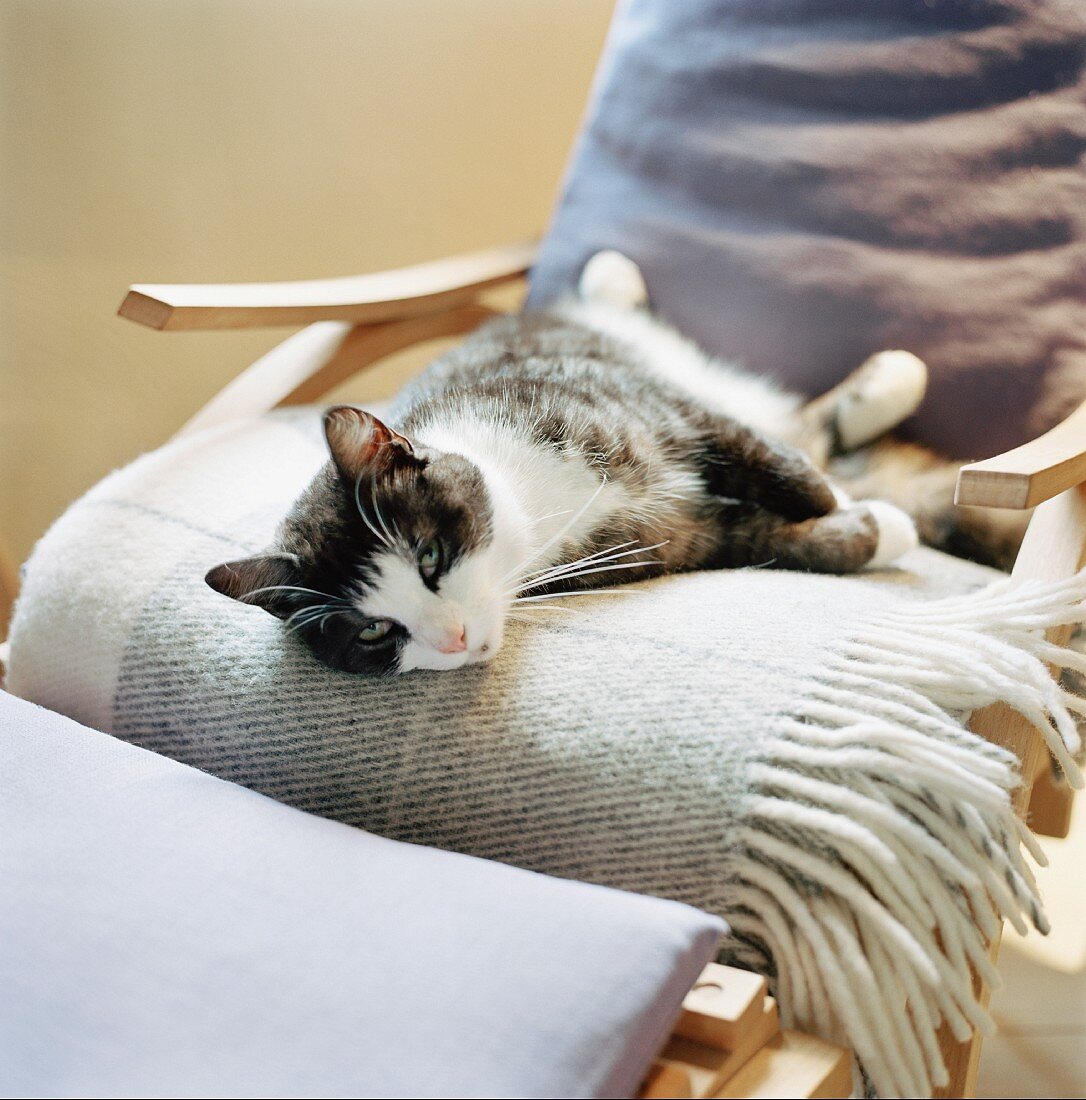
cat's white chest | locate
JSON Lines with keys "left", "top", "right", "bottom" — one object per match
{"left": 419, "top": 415, "right": 631, "bottom": 575}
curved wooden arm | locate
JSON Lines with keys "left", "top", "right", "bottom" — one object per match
{"left": 119, "top": 241, "right": 536, "bottom": 331}
{"left": 955, "top": 399, "right": 1086, "bottom": 509}
{"left": 175, "top": 305, "right": 497, "bottom": 439}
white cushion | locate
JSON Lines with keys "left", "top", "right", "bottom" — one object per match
{"left": 1, "top": 689, "right": 722, "bottom": 1098}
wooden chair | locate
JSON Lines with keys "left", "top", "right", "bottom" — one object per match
{"left": 14, "top": 241, "right": 1082, "bottom": 1097}
{"left": 0, "top": 540, "right": 17, "bottom": 649}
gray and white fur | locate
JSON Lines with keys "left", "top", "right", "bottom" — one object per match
{"left": 207, "top": 251, "right": 1010, "bottom": 676}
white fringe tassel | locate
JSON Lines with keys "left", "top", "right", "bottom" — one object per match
{"left": 722, "top": 573, "right": 1086, "bottom": 1098}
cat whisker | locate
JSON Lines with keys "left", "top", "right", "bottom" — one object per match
{"left": 512, "top": 587, "right": 630, "bottom": 604}
{"left": 284, "top": 604, "right": 332, "bottom": 621}
{"left": 515, "top": 539, "right": 641, "bottom": 589}
{"left": 505, "top": 601, "right": 579, "bottom": 613}
{"left": 535, "top": 508, "right": 576, "bottom": 524}
{"left": 512, "top": 558, "right": 664, "bottom": 596}
{"left": 353, "top": 475, "right": 393, "bottom": 549}
{"left": 242, "top": 585, "right": 349, "bottom": 604}
{"left": 309, "top": 609, "right": 341, "bottom": 636}
{"left": 370, "top": 474, "right": 399, "bottom": 548}
{"left": 499, "top": 503, "right": 576, "bottom": 572}
{"left": 283, "top": 603, "right": 344, "bottom": 634}
{"left": 514, "top": 540, "right": 668, "bottom": 593}
{"left": 500, "top": 477, "right": 608, "bottom": 583}
{"left": 506, "top": 541, "right": 668, "bottom": 597}
{"left": 498, "top": 509, "right": 576, "bottom": 585}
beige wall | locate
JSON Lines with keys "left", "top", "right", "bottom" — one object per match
{"left": 0, "top": 0, "right": 614, "bottom": 564}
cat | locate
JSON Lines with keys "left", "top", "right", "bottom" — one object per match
{"left": 206, "top": 250, "right": 1019, "bottom": 676}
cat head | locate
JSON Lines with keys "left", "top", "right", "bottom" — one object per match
{"left": 206, "top": 406, "right": 509, "bottom": 675}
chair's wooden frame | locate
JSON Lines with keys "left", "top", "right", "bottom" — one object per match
{"left": 30, "top": 240, "right": 1073, "bottom": 1097}
{"left": 0, "top": 538, "right": 18, "bottom": 647}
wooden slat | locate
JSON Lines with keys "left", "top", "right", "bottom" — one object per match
{"left": 118, "top": 240, "right": 535, "bottom": 331}
{"left": 641, "top": 1062, "right": 696, "bottom": 1099}
{"left": 174, "top": 305, "right": 496, "bottom": 439}
{"left": 713, "top": 1030, "right": 852, "bottom": 1100}
{"left": 0, "top": 534, "right": 18, "bottom": 645}
{"left": 955, "top": 398, "right": 1086, "bottom": 509}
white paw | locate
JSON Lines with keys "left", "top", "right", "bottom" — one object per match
{"left": 866, "top": 501, "right": 919, "bottom": 568}
{"left": 837, "top": 350, "right": 928, "bottom": 450}
{"left": 830, "top": 481, "right": 854, "bottom": 509}
{"left": 579, "top": 250, "right": 649, "bottom": 309}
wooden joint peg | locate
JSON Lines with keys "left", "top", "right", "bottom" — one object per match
{"left": 674, "top": 963, "right": 768, "bottom": 1050}
{"left": 641, "top": 1061, "right": 695, "bottom": 1099}
{"left": 654, "top": 997, "right": 781, "bottom": 1098}
{"left": 640, "top": 964, "right": 850, "bottom": 1099}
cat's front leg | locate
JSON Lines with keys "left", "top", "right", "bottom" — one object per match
{"left": 698, "top": 419, "right": 838, "bottom": 522}
{"left": 706, "top": 499, "right": 917, "bottom": 574}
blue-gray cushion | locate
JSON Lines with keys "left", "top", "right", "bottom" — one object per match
{"left": 528, "top": 0, "right": 1086, "bottom": 458}
{"left": 0, "top": 689, "right": 723, "bottom": 1099}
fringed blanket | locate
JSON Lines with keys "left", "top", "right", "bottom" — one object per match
{"left": 8, "top": 409, "right": 1084, "bottom": 1098}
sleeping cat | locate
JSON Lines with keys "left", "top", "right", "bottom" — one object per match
{"left": 206, "top": 251, "right": 1015, "bottom": 676}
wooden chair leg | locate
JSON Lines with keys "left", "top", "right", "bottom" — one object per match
{"left": 933, "top": 693, "right": 1043, "bottom": 1099}
{"left": 933, "top": 658, "right": 1069, "bottom": 1092}
{"left": 931, "top": 931, "right": 1000, "bottom": 1099}
{"left": 1028, "top": 766, "right": 1076, "bottom": 838}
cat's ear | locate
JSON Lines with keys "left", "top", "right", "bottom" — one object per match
{"left": 205, "top": 553, "right": 303, "bottom": 619}
{"left": 703, "top": 424, "right": 837, "bottom": 521}
{"left": 323, "top": 405, "right": 417, "bottom": 484}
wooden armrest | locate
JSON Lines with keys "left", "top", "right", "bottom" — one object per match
{"left": 118, "top": 240, "right": 536, "bottom": 331}
{"left": 955, "top": 399, "right": 1086, "bottom": 509}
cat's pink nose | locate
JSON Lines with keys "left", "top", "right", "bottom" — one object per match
{"left": 437, "top": 627, "right": 467, "bottom": 654}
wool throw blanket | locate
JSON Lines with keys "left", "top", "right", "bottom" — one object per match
{"left": 8, "top": 408, "right": 1085, "bottom": 1098}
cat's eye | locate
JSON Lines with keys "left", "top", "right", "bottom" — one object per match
{"left": 418, "top": 539, "right": 442, "bottom": 580}
{"left": 356, "top": 619, "right": 393, "bottom": 645}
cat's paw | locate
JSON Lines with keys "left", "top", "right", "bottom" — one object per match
{"left": 579, "top": 250, "right": 649, "bottom": 309}
{"left": 837, "top": 350, "right": 928, "bottom": 450}
{"left": 866, "top": 500, "right": 919, "bottom": 568}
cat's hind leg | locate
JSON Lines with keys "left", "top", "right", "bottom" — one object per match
{"left": 579, "top": 250, "right": 649, "bottom": 309}
{"left": 801, "top": 350, "right": 928, "bottom": 457}
{"left": 836, "top": 350, "right": 928, "bottom": 450}
{"left": 830, "top": 440, "right": 1028, "bottom": 570}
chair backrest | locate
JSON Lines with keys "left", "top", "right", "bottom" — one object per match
{"left": 528, "top": 0, "right": 1086, "bottom": 460}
